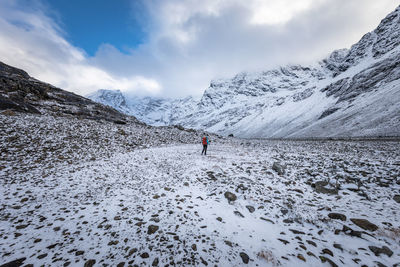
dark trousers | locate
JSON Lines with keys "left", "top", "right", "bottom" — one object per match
{"left": 201, "top": 145, "right": 208, "bottom": 155}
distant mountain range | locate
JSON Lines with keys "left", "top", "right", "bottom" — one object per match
{"left": 88, "top": 5, "right": 400, "bottom": 138}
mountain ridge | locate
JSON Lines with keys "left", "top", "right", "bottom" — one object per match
{"left": 88, "top": 5, "right": 400, "bottom": 138}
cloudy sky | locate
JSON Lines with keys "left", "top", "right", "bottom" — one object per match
{"left": 0, "top": 0, "right": 398, "bottom": 97}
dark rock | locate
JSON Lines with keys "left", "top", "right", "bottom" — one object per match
{"left": 306, "top": 240, "right": 317, "bottom": 247}
{"left": 393, "top": 195, "right": 400, "bottom": 203}
{"left": 289, "top": 229, "right": 305, "bottom": 235}
{"left": 368, "top": 246, "right": 393, "bottom": 257}
{"left": 319, "top": 256, "right": 338, "bottom": 267}
{"left": 224, "top": 191, "right": 237, "bottom": 203}
{"left": 277, "top": 238, "right": 289, "bottom": 245}
{"left": 84, "top": 260, "right": 96, "bottom": 267}
{"left": 15, "top": 224, "right": 28, "bottom": 230}
{"left": 37, "top": 253, "right": 47, "bottom": 259}
{"left": 0, "top": 257, "right": 26, "bottom": 267}
{"left": 333, "top": 244, "right": 343, "bottom": 252}
{"left": 313, "top": 181, "right": 338, "bottom": 195}
{"left": 328, "top": 213, "right": 347, "bottom": 221}
{"left": 128, "top": 248, "right": 137, "bottom": 257}
{"left": 239, "top": 252, "right": 249, "bottom": 264}
{"left": 234, "top": 211, "right": 244, "bottom": 218}
{"left": 260, "top": 217, "right": 275, "bottom": 224}
{"left": 322, "top": 248, "right": 334, "bottom": 257}
{"left": 342, "top": 225, "right": 363, "bottom": 238}
{"left": 297, "top": 254, "right": 306, "bottom": 262}
{"left": 350, "top": 218, "right": 378, "bottom": 231}
{"left": 152, "top": 258, "right": 159, "bottom": 266}
{"left": 140, "top": 252, "right": 149, "bottom": 258}
{"left": 272, "top": 162, "right": 285, "bottom": 175}
{"left": 75, "top": 251, "right": 84, "bottom": 256}
{"left": 147, "top": 225, "right": 159, "bottom": 235}
{"left": 224, "top": 240, "right": 233, "bottom": 247}
{"left": 246, "top": 205, "right": 255, "bottom": 213}
{"left": 116, "top": 262, "right": 125, "bottom": 267}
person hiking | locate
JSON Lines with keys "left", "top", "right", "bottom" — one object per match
{"left": 201, "top": 136, "right": 209, "bottom": 155}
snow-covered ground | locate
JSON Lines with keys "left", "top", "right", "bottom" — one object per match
{"left": 1, "top": 137, "right": 399, "bottom": 266}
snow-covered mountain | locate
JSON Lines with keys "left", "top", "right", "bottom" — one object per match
{"left": 89, "top": 6, "right": 400, "bottom": 138}
{"left": 87, "top": 89, "right": 197, "bottom": 126}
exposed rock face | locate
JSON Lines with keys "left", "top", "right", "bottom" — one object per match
{"left": 89, "top": 6, "right": 400, "bottom": 138}
{"left": 0, "top": 61, "right": 134, "bottom": 124}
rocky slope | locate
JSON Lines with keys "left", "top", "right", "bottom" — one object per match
{"left": 0, "top": 62, "right": 134, "bottom": 124}
{"left": 89, "top": 5, "right": 400, "bottom": 138}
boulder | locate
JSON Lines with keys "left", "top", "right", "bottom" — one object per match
{"left": 328, "top": 213, "right": 347, "bottom": 221}
{"left": 350, "top": 218, "right": 378, "bottom": 232}
{"left": 272, "top": 162, "right": 286, "bottom": 175}
{"left": 224, "top": 191, "right": 237, "bottom": 203}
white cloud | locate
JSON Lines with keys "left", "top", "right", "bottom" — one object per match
{"left": 0, "top": 0, "right": 398, "bottom": 97}
{"left": 0, "top": 0, "right": 161, "bottom": 95}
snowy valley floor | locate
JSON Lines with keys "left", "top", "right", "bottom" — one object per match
{"left": 1, "top": 140, "right": 400, "bottom": 266}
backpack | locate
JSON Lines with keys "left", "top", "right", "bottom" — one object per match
{"left": 202, "top": 137, "right": 208, "bottom": 145}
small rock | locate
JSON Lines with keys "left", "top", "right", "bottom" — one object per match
{"left": 234, "top": 211, "right": 244, "bottom": 218}
{"left": 328, "top": 213, "right": 347, "bottom": 221}
{"left": 289, "top": 229, "right": 305, "bottom": 235}
{"left": 224, "top": 240, "right": 234, "bottom": 247}
{"left": 75, "top": 251, "right": 84, "bottom": 256}
{"left": 147, "top": 225, "right": 159, "bottom": 235}
{"left": 224, "top": 191, "right": 237, "bottom": 203}
{"left": 306, "top": 240, "right": 317, "bottom": 247}
{"left": 1, "top": 258, "right": 26, "bottom": 266}
{"left": 297, "top": 254, "right": 306, "bottom": 262}
{"left": 37, "top": 253, "right": 47, "bottom": 259}
{"left": 368, "top": 246, "right": 393, "bottom": 257}
{"left": 152, "top": 258, "right": 159, "bottom": 266}
{"left": 319, "top": 256, "right": 338, "bottom": 267}
{"left": 272, "top": 162, "right": 286, "bottom": 175}
{"left": 191, "top": 244, "right": 197, "bottom": 251}
{"left": 277, "top": 238, "right": 289, "bottom": 245}
{"left": 393, "top": 195, "right": 400, "bottom": 203}
{"left": 239, "top": 252, "right": 249, "bottom": 264}
{"left": 322, "top": 248, "right": 333, "bottom": 257}
{"left": 140, "top": 252, "right": 149, "bottom": 258}
{"left": 350, "top": 218, "right": 378, "bottom": 231}
{"left": 128, "top": 248, "right": 137, "bottom": 256}
{"left": 84, "top": 259, "right": 96, "bottom": 267}
{"left": 260, "top": 217, "right": 274, "bottom": 224}
{"left": 246, "top": 205, "right": 255, "bottom": 213}
{"left": 333, "top": 244, "right": 343, "bottom": 251}
{"left": 313, "top": 181, "right": 338, "bottom": 195}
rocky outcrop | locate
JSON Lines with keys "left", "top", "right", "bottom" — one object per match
{"left": 0, "top": 61, "right": 135, "bottom": 124}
